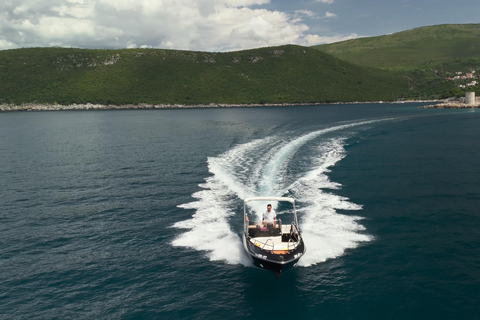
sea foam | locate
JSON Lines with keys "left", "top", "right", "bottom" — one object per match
{"left": 172, "top": 120, "right": 384, "bottom": 266}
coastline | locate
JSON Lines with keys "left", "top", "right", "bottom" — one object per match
{"left": 419, "top": 102, "right": 480, "bottom": 109}
{"left": 0, "top": 100, "right": 437, "bottom": 112}
{"left": 0, "top": 102, "right": 320, "bottom": 112}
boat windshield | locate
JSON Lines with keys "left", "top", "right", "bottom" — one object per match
{"left": 244, "top": 198, "right": 297, "bottom": 226}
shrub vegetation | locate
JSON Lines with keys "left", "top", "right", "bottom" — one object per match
{"left": 0, "top": 45, "right": 412, "bottom": 105}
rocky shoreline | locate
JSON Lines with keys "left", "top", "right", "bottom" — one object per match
{"left": 0, "top": 103, "right": 274, "bottom": 112}
{"left": 420, "top": 102, "right": 480, "bottom": 109}
{"left": 0, "top": 100, "right": 435, "bottom": 112}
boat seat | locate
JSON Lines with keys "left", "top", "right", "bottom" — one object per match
{"left": 281, "top": 225, "right": 291, "bottom": 233}
{"left": 250, "top": 235, "right": 298, "bottom": 251}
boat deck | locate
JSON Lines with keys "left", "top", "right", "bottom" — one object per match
{"left": 248, "top": 225, "right": 299, "bottom": 251}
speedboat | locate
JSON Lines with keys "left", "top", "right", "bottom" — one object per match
{"left": 242, "top": 196, "right": 306, "bottom": 275}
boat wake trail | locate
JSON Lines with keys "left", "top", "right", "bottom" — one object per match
{"left": 172, "top": 119, "right": 388, "bottom": 267}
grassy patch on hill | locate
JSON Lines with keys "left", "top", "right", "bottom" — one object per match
{"left": 313, "top": 24, "right": 480, "bottom": 100}
{"left": 314, "top": 24, "right": 480, "bottom": 71}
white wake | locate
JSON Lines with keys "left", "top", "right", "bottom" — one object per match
{"left": 172, "top": 120, "right": 386, "bottom": 266}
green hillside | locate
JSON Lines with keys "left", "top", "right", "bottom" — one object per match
{"left": 313, "top": 24, "right": 480, "bottom": 99}
{"left": 314, "top": 24, "right": 480, "bottom": 71}
{"left": 0, "top": 45, "right": 412, "bottom": 105}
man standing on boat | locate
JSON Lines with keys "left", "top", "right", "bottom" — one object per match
{"left": 262, "top": 204, "right": 276, "bottom": 227}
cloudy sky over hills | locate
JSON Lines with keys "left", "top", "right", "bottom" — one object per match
{"left": 1, "top": 0, "right": 479, "bottom": 51}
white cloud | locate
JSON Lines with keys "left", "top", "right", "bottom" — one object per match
{"left": 323, "top": 11, "right": 337, "bottom": 18}
{"left": 295, "top": 10, "right": 317, "bottom": 18}
{"left": 294, "top": 10, "right": 337, "bottom": 20}
{"left": 0, "top": 0, "right": 345, "bottom": 51}
{"left": 303, "top": 33, "right": 361, "bottom": 46}
{"left": 51, "top": 1, "right": 95, "bottom": 19}
{"left": 0, "top": 38, "right": 17, "bottom": 50}
{"left": 315, "top": 0, "right": 334, "bottom": 4}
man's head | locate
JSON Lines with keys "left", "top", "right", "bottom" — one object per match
{"left": 267, "top": 204, "right": 272, "bottom": 212}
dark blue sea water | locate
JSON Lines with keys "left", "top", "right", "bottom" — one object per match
{"left": 1, "top": 103, "right": 479, "bottom": 319}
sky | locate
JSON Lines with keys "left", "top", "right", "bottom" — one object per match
{"left": 1, "top": 0, "right": 480, "bottom": 52}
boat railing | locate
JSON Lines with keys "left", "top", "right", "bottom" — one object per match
{"left": 248, "top": 237, "right": 275, "bottom": 250}
{"left": 262, "top": 238, "right": 275, "bottom": 250}
{"left": 287, "top": 237, "right": 299, "bottom": 250}
{"left": 249, "top": 235, "right": 300, "bottom": 251}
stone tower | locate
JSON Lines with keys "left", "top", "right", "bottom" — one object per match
{"left": 465, "top": 92, "right": 476, "bottom": 105}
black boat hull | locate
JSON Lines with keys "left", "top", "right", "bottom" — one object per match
{"left": 248, "top": 254, "right": 299, "bottom": 273}
{"left": 243, "top": 236, "right": 305, "bottom": 274}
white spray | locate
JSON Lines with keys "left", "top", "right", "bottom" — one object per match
{"left": 172, "top": 119, "right": 389, "bottom": 266}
